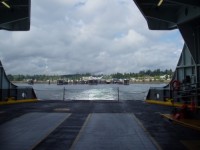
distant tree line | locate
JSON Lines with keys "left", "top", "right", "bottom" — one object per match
{"left": 111, "top": 69, "right": 173, "bottom": 79}
{"left": 7, "top": 69, "right": 174, "bottom": 82}
{"left": 7, "top": 73, "right": 92, "bottom": 82}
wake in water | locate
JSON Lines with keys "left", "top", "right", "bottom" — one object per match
{"left": 17, "top": 83, "right": 165, "bottom": 101}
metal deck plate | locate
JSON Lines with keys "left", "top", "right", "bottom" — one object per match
{"left": 71, "top": 113, "right": 157, "bottom": 150}
{"left": 0, "top": 112, "right": 70, "bottom": 150}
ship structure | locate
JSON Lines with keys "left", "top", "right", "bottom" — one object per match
{"left": 0, "top": 1, "right": 200, "bottom": 150}
{"left": 0, "top": 0, "right": 36, "bottom": 103}
{"left": 133, "top": 0, "right": 200, "bottom": 110}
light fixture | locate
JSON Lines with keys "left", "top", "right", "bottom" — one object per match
{"left": 157, "top": 0, "right": 164, "bottom": 7}
{"left": 1, "top": 1, "right": 10, "bottom": 8}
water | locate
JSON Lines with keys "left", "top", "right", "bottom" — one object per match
{"left": 16, "top": 83, "right": 166, "bottom": 101}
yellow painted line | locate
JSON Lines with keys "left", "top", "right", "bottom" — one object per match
{"left": 0, "top": 99, "right": 38, "bottom": 105}
{"left": 54, "top": 108, "right": 70, "bottom": 112}
{"left": 146, "top": 99, "right": 182, "bottom": 107}
{"left": 146, "top": 99, "right": 200, "bottom": 109}
{"left": 161, "top": 114, "right": 200, "bottom": 131}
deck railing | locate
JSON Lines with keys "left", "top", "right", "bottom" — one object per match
{"left": 33, "top": 87, "right": 148, "bottom": 101}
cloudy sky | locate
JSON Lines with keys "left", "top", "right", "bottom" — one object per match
{"left": 0, "top": 0, "right": 183, "bottom": 75}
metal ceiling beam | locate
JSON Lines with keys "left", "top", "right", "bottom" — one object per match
{"left": 133, "top": 0, "right": 200, "bottom": 30}
{"left": 135, "top": 0, "right": 200, "bottom": 7}
{"left": 165, "top": 0, "right": 200, "bottom": 7}
{"left": 140, "top": 7, "right": 177, "bottom": 23}
{"left": 145, "top": 18, "right": 177, "bottom": 30}
{"left": 0, "top": 0, "right": 31, "bottom": 31}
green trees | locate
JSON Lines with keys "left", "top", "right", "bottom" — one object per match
{"left": 111, "top": 69, "right": 173, "bottom": 79}
{"left": 7, "top": 69, "right": 174, "bottom": 82}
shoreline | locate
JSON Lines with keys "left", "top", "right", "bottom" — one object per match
{"left": 12, "top": 81, "right": 169, "bottom": 85}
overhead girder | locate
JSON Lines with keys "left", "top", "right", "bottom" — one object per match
{"left": 145, "top": 18, "right": 176, "bottom": 30}
{"left": 178, "top": 17, "right": 200, "bottom": 64}
{"left": 133, "top": 0, "right": 200, "bottom": 30}
{"left": 165, "top": 0, "right": 200, "bottom": 7}
{"left": 0, "top": 0, "right": 31, "bottom": 31}
{"left": 140, "top": 6, "right": 177, "bottom": 24}
{"left": 176, "top": 6, "right": 200, "bottom": 24}
{"left": 134, "top": 0, "right": 200, "bottom": 103}
{"left": 136, "top": 0, "right": 200, "bottom": 7}
{"left": 0, "top": 6, "right": 29, "bottom": 25}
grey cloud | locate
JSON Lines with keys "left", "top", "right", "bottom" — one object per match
{"left": 0, "top": 0, "right": 183, "bottom": 75}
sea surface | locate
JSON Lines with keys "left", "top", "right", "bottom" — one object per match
{"left": 16, "top": 83, "right": 166, "bottom": 101}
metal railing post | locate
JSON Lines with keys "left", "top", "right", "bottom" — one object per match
{"left": 63, "top": 87, "right": 65, "bottom": 101}
{"left": 117, "top": 87, "right": 119, "bottom": 102}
